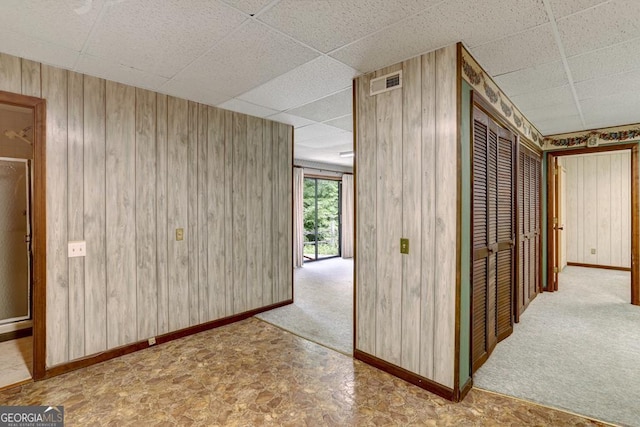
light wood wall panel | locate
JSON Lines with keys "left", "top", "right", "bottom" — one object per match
{"left": 0, "top": 53, "right": 292, "bottom": 367}
{"left": 354, "top": 44, "right": 458, "bottom": 390}
{"left": 564, "top": 151, "right": 631, "bottom": 268}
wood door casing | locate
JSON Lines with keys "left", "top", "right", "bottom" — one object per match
{"left": 471, "top": 106, "right": 515, "bottom": 372}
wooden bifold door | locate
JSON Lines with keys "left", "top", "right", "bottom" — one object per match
{"left": 472, "top": 106, "right": 515, "bottom": 372}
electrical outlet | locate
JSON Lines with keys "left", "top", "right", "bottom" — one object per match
{"left": 591, "top": 248, "right": 596, "bottom": 255}
{"left": 148, "top": 337, "right": 156, "bottom": 346}
{"left": 68, "top": 241, "right": 86, "bottom": 258}
{"left": 176, "top": 228, "right": 184, "bottom": 241}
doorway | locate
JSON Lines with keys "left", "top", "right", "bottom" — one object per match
{"left": 0, "top": 90, "right": 46, "bottom": 386}
{"left": 303, "top": 177, "right": 342, "bottom": 262}
{"left": 547, "top": 144, "right": 639, "bottom": 305}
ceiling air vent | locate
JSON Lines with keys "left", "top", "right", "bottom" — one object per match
{"left": 370, "top": 70, "right": 402, "bottom": 96}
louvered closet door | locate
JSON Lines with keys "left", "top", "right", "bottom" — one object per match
{"left": 472, "top": 106, "right": 515, "bottom": 372}
{"left": 517, "top": 146, "right": 541, "bottom": 317}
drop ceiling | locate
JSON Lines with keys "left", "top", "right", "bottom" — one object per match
{"left": 0, "top": 0, "right": 639, "bottom": 166}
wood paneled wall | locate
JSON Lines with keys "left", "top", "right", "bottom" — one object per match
{"left": 0, "top": 52, "right": 293, "bottom": 367}
{"left": 354, "top": 44, "right": 458, "bottom": 390}
{"left": 564, "top": 151, "right": 631, "bottom": 268}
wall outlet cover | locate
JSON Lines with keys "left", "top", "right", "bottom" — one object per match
{"left": 68, "top": 241, "right": 86, "bottom": 258}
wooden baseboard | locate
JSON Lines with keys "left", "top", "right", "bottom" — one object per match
{"left": 0, "top": 327, "right": 32, "bottom": 343}
{"left": 44, "top": 300, "right": 293, "bottom": 379}
{"left": 566, "top": 262, "right": 631, "bottom": 272}
{"left": 0, "top": 378, "right": 32, "bottom": 393}
{"left": 354, "top": 349, "right": 457, "bottom": 401}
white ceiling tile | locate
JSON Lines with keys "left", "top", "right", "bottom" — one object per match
{"left": 575, "top": 69, "right": 640, "bottom": 101}
{"left": 331, "top": 0, "right": 548, "bottom": 73}
{"left": 511, "top": 85, "right": 575, "bottom": 111}
{"left": 160, "top": 78, "right": 231, "bottom": 106}
{"left": 324, "top": 115, "right": 353, "bottom": 132}
{"left": 217, "top": 98, "right": 278, "bottom": 118}
{"left": 557, "top": 0, "right": 640, "bottom": 57}
{"left": 493, "top": 61, "right": 568, "bottom": 96}
{"left": 238, "top": 56, "right": 357, "bottom": 111}
{"left": 75, "top": 54, "right": 169, "bottom": 90}
{"left": 0, "top": 0, "right": 104, "bottom": 51}
{"left": 297, "top": 131, "right": 353, "bottom": 149}
{"left": 173, "top": 21, "right": 319, "bottom": 98}
{"left": 295, "top": 123, "right": 345, "bottom": 142}
{"left": 536, "top": 115, "right": 585, "bottom": 135}
{"left": 294, "top": 144, "right": 353, "bottom": 168}
{"left": 287, "top": 89, "right": 352, "bottom": 122}
{"left": 220, "top": 0, "right": 274, "bottom": 15}
{"left": 547, "top": 0, "right": 609, "bottom": 19}
{"left": 86, "top": 0, "right": 246, "bottom": 78}
{"left": 581, "top": 91, "right": 640, "bottom": 128}
{"left": 259, "top": 0, "right": 440, "bottom": 53}
{"left": 0, "top": 31, "right": 79, "bottom": 70}
{"left": 523, "top": 102, "right": 581, "bottom": 123}
{"left": 568, "top": 39, "right": 640, "bottom": 82}
{"left": 470, "top": 24, "right": 560, "bottom": 76}
{"left": 266, "top": 112, "right": 316, "bottom": 129}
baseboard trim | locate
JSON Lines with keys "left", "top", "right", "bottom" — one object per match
{"left": 354, "top": 349, "right": 457, "bottom": 401}
{"left": 0, "top": 378, "right": 32, "bottom": 393}
{"left": 566, "top": 262, "right": 630, "bottom": 272}
{"left": 44, "top": 300, "right": 293, "bottom": 379}
{"left": 459, "top": 377, "right": 473, "bottom": 401}
{"left": 0, "top": 327, "right": 32, "bottom": 343}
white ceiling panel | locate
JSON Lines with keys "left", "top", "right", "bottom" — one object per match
{"left": 266, "top": 112, "right": 316, "bottom": 129}
{"left": 294, "top": 144, "right": 353, "bottom": 168}
{"left": 557, "top": 0, "right": 640, "bottom": 57}
{"left": 287, "top": 89, "right": 352, "bottom": 123}
{"left": 493, "top": 61, "right": 568, "bottom": 96}
{"left": 238, "top": 56, "right": 357, "bottom": 111}
{"left": 0, "top": 0, "right": 104, "bottom": 52}
{"left": 324, "top": 115, "right": 353, "bottom": 132}
{"left": 160, "top": 77, "right": 231, "bottom": 106}
{"left": 522, "top": 102, "right": 581, "bottom": 123}
{"left": 171, "top": 21, "right": 319, "bottom": 98}
{"left": 568, "top": 39, "right": 640, "bottom": 83}
{"left": 296, "top": 131, "right": 353, "bottom": 149}
{"left": 259, "top": 0, "right": 440, "bottom": 53}
{"left": 536, "top": 114, "right": 585, "bottom": 135}
{"left": 547, "top": 0, "right": 609, "bottom": 19}
{"left": 581, "top": 91, "right": 640, "bottom": 128}
{"left": 575, "top": 69, "right": 640, "bottom": 101}
{"left": 85, "top": 0, "right": 247, "bottom": 78}
{"left": 217, "top": 98, "right": 279, "bottom": 118}
{"left": 0, "top": 30, "right": 80, "bottom": 70}
{"left": 511, "top": 85, "right": 576, "bottom": 112}
{"left": 470, "top": 24, "right": 559, "bottom": 76}
{"left": 75, "top": 54, "right": 169, "bottom": 91}
{"left": 295, "top": 123, "right": 345, "bottom": 143}
{"left": 220, "top": 0, "right": 275, "bottom": 15}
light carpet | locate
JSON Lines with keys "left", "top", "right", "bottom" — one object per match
{"left": 255, "top": 257, "right": 353, "bottom": 355}
{"left": 474, "top": 266, "right": 640, "bottom": 427}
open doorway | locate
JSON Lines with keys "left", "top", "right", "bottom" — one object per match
{"left": 0, "top": 91, "right": 46, "bottom": 389}
{"left": 303, "top": 177, "right": 341, "bottom": 262}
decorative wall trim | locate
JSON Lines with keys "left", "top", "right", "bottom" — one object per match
{"left": 460, "top": 48, "right": 544, "bottom": 147}
{"left": 544, "top": 124, "right": 640, "bottom": 149}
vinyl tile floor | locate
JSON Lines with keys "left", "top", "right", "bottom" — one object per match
{"left": 0, "top": 318, "right": 607, "bottom": 426}
{"left": 0, "top": 336, "right": 32, "bottom": 390}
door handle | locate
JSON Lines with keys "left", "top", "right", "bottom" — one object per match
{"left": 558, "top": 227, "right": 564, "bottom": 230}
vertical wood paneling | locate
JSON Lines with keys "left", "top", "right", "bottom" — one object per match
{"left": 610, "top": 153, "right": 622, "bottom": 266}
{"left": 583, "top": 156, "right": 597, "bottom": 263}
{"left": 247, "top": 116, "right": 263, "bottom": 309}
{"left": 67, "top": 71, "right": 85, "bottom": 360}
{"left": 42, "top": 65, "right": 69, "bottom": 366}
{"left": 167, "top": 97, "right": 189, "bottom": 330}
{"left": 21, "top": 59, "right": 41, "bottom": 97}
{"left": 279, "top": 122, "right": 292, "bottom": 301}
{"left": 400, "top": 57, "right": 422, "bottom": 372}
{"left": 597, "top": 155, "right": 611, "bottom": 266}
{"left": 262, "top": 120, "right": 274, "bottom": 306}
{"left": 197, "top": 104, "right": 209, "bottom": 322}
{"left": 0, "top": 53, "right": 21, "bottom": 93}
{"left": 156, "top": 93, "right": 169, "bottom": 334}
{"left": 356, "top": 72, "right": 377, "bottom": 355}
{"left": 232, "top": 113, "right": 248, "bottom": 313}
{"left": 576, "top": 157, "right": 584, "bottom": 261}
{"left": 564, "top": 157, "right": 578, "bottom": 263}
{"left": 375, "top": 63, "right": 403, "bottom": 366}
{"left": 285, "top": 125, "right": 293, "bottom": 301}
{"left": 207, "top": 107, "right": 226, "bottom": 319}
{"left": 224, "top": 110, "right": 234, "bottom": 316}
{"left": 187, "top": 101, "right": 199, "bottom": 326}
{"left": 622, "top": 153, "right": 631, "bottom": 263}
{"left": 135, "top": 88, "right": 157, "bottom": 339}
{"left": 83, "top": 75, "right": 107, "bottom": 355}
{"left": 271, "top": 123, "right": 280, "bottom": 302}
{"left": 433, "top": 45, "right": 457, "bottom": 388}
{"left": 420, "top": 52, "right": 437, "bottom": 379}
{"left": 105, "top": 81, "right": 137, "bottom": 348}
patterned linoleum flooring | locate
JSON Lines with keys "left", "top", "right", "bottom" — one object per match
{"left": 0, "top": 318, "right": 606, "bottom": 426}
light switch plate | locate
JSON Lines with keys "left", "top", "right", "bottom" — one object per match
{"left": 400, "top": 238, "right": 409, "bottom": 255}
{"left": 591, "top": 248, "right": 596, "bottom": 254}
{"left": 68, "top": 241, "right": 86, "bottom": 258}
{"left": 176, "top": 228, "right": 184, "bottom": 241}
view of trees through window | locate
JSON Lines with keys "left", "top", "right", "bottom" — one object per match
{"left": 303, "top": 178, "right": 340, "bottom": 261}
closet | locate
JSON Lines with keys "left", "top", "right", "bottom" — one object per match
{"left": 517, "top": 146, "right": 541, "bottom": 319}
{"left": 471, "top": 105, "right": 515, "bottom": 372}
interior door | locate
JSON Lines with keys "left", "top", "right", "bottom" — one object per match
{"left": 548, "top": 155, "right": 560, "bottom": 291}
{"left": 559, "top": 159, "right": 567, "bottom": 270}
{"left": 0, "top": 158, "right": 31, "bottom": 325}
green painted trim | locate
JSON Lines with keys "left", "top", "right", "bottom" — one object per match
{"left": 459, "top": 81, "right": 472, "bottom": 385}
